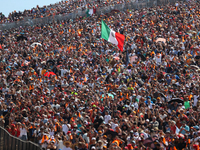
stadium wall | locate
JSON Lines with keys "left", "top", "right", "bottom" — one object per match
{"left": 0, "top": 0, "right": 184, "bottom": 30}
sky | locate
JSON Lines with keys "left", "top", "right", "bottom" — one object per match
{"left": 1, "top": 0, "right": 61, "bottom": 17}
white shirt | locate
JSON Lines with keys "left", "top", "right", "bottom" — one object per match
{"left": 33, "top": 129, "right": 40, "bottom": 137}
{"left": 111, "top": 122, "right": 118, "bottom": 131}
{"left": 131, "top": 102, "right": 138, "bottom": 110}
{"left": 155, "top": 54, "right": 162, "bottom": 64}
{"left": 19, "top": 128, "right": 27, "bottom": 137}
{"left": 62, "top": 124, "right": 69, "bottom": 134}
{"left": 60, "top": 69, "right": 68, "bottom": 77}
{"left": 160, "top": 114, "right": 167, "bottom": 120}
{"left": 141, "top": 131, "right": 148, "bottom": 140}
{"left": 57, "top": 140, "right": 65, "bottom": 150}
{"left": 16, "top": 71, "right": 23, "bottom": 76}
{"left": 83, "top": 133, "right": 90, "bottom": 143}
{"left": 104, "top": 115, "right": 111, "bottom": 124}
{"left": 41, "top": 142, "right": 48, "bottom": 149}
{"left": 62, "top": 147, "right": 72, "bottom": 150}
{"left": 49, "top": 130, "right": 54, "bottom": 136}
{"left": 193, "top": 95, "right": 199, "bottom": 106}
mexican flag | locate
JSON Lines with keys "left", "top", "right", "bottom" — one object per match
{"left": 101, "top": 20, "right": 125, "bottom": 52}
{"left": 86, "top": 6, "right": 96, "bottom": 17}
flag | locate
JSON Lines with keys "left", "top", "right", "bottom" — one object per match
{"left": 86, "top": 8, "right": 90, "bottom": 17}
{"left": 86, "top": 6, "right": 96, "bottom": 17}
{"left": 89, "top": 6, "right": 96, "bottom": 16}
{"left": 101, "top": 20, "right": 125, "bottom": 52}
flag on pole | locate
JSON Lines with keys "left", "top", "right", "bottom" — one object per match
{"left": 86, "top": 8, "right": 90, "bottom": 17}
{"left": 126, "top": 49, "right": 129, "bottom": 66}
{"left": 101, "top": 20, "right": 125, "bottom": 52}
{"left": 86, "top": 5, "right": 96, "bottom": 17}
{"left": 89, "top": 6, "right": 96, "bottom": 16}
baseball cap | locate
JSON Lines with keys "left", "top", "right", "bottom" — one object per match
{"left": 92, "top": 137, "right": 96, "bottom": 140}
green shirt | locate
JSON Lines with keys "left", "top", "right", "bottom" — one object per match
{"left": 184, "top": 101, "right": 190, "bottom": 109}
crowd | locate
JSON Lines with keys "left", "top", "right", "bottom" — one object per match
{"left": 0, "top": 0, "right": 200, "bottom": 150}
{"left": 0, "top": 0, "right": 130, "bottom": 24}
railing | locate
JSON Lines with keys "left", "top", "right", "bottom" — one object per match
{"left": 0, "top": 125, "right": 42, "bottom": 150}
{"left": 0, "top": 0, "right": 184, "bottom": 30}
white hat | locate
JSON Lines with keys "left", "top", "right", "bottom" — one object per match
{"left": 92, "top": 137, "right": 96, "bottom": 140}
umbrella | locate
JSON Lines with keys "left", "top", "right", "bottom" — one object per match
{"left": 143, "top": 138, "right": 155, "bottom": 148}
{"left": 44, "top": 72, "right": 56, "bottom": 77}
{"left": 30, "top": 42, "right": 42, "bottom": 48}
{"left": 138, "top": 54, "right": 146, "bottom": 61}
{"left": 101, "top": 93, "right": 114, "bottom": 101}
{"left": 57, "top": 65, "right": 62, "bottom": 68}
{"left": 16, "top": 35, "right": 27, "bottom": 41}
{"left": 158, "top": 91, "right": 167, "bottom": 102}
{"left": 108, "top": 93, "right": 114, "bottom": 99}
{"left": 103, "top": 129, "right": 118, "bottom": 139}
{"left": 156, "top": 38, "right": 166, "bottom": 45}
{"left": 168, "top": 98, "right": 184, "bottom": 104}
{"left": 47, "top": 60, "right": 55, "bottom": 66}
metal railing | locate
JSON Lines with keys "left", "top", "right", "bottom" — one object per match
{"left": 0, "top": 0, "right": 183, "bottom": 30}
{"left": 0, "top": 126, "right": 42, "bottom": 150}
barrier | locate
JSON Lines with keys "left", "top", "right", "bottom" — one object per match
{"left": 0, "top": 126, "right": 42, "bottom": 150}
{"left": 0, "top": 0, "right": 183, "bottom": 30}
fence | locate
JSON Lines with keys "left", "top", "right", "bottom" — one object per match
{"left": 0, "top": 125, "right": 42, "bottom": 150}
{"left": 0, "top": 0, "right": 184, "bottom": 30}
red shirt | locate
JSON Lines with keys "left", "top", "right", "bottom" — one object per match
{"left": 16, "top": 128, "right": 20, "bottom": 137}
{"left": 7, "top": 128, "right": 11, "bottom": 134}
{"left": 11, "top": 128, "right": 17, "bottom": 136}
{"left": 170, "top": 125, "right": 176, "bottom": 134}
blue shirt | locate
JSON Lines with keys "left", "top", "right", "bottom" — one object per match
{"left": 180, "top": 125, "right": 189, "bottom": 135}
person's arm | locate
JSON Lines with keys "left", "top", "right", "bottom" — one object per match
{"left": 47, "top": 143, "right": 54, "bottom": 149}
{"left": 116, "top": 136, "right": 125, "bottom": 144}
{"left": 37, "top": 133, "right": 43, "bottom": 141}
{"left": 139, "top": 116, "right": 145, "bottom": 124}
{"left": 25, "top": 125, "right": 28, "bottom": 132}
{"left": 32, "top": 130, "right": 36, "bottom": 137}
{"left": 179, "top": 127, "right": 183, "bottom": 133}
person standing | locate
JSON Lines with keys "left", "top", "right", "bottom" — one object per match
{"left": 19, "top": 123, "right": 28, "bottom": 140}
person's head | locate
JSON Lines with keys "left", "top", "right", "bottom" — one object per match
{"left": 91, "top": 146, "right": 96, "bottom": 150}
{"left": 171, "top": 120, "right": 176, "bottom": 126}
{"left": 64, "top": 141, "right": 71, "bottom": 147}
{"left": 91, "top": 137, "right": 96, "bottom": 144}
{"left": 105, "top": 111, "right": 108, "bottom": 115}
{"left": 197, "top": 131, "right": 200, "bottom": 137}
{"left": 114, "top": 118, "right": 118, "bottom": 124}
{"left": 174, "top": 102, "right": 178, "bottom": 106}
{"left": 131, "top": 140, "right": 136, "bottom": 146}
{"left": 180, "top": 108, "right": 184, "bottom": 114}
{"left": 103, "top": 146, "right": 107, "bottom": 150}
{"left": 153, "top": 116, "right": 156, "bottom": 121}
{"left": 182, "top": 121, "right": 186, "bottom": 127}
